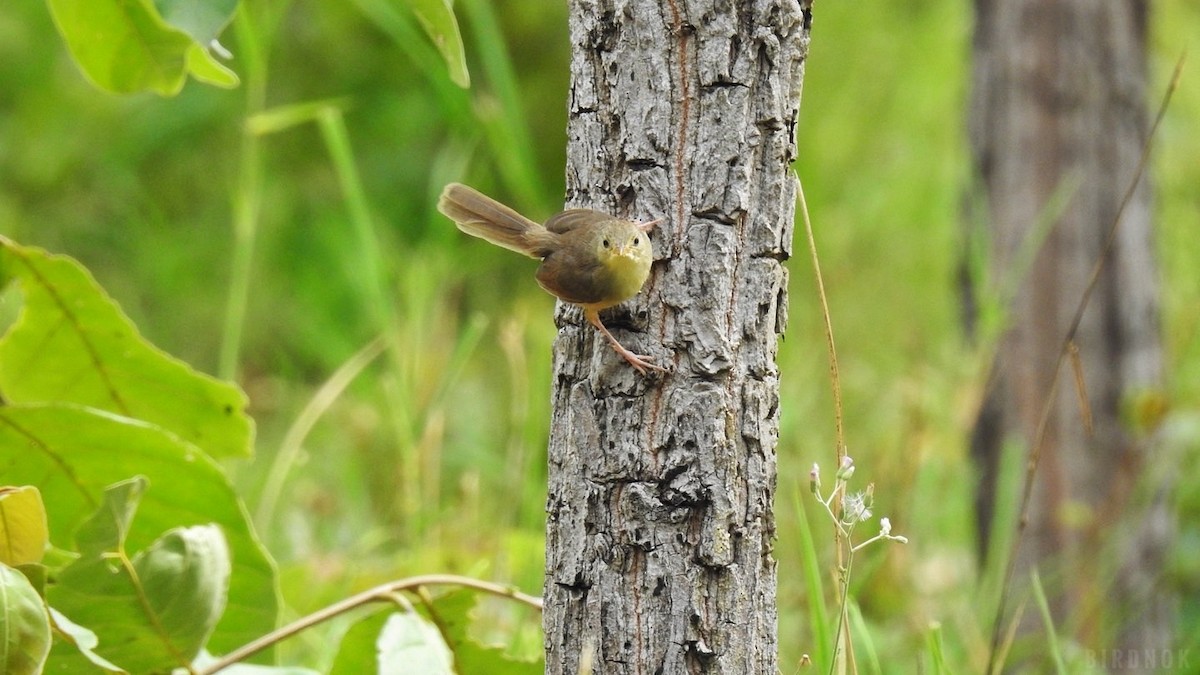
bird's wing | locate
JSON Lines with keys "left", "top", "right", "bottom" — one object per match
{"left": 536, "top": 246, "right": 611, "bottom": 306}
{"left": 543, "top": 209, "right": 612, "bottom": 234}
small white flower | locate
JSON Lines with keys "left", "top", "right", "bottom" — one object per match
{"left": 836, "top": 456, "right": 856, "bottom": 481}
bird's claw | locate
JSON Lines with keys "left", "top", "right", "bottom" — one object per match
{"left": 611, "top": 344, "right": 668, "bottom": 375}
{"left": 585, "top": 309, "right": 668, "bottom": 376}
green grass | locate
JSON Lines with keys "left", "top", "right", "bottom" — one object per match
{"left": 2, "top": 0, "right": 1197, "bottom": 671}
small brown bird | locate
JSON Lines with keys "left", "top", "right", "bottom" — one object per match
{"left": 438, "top": 183, "right": 666, "bottom": 374}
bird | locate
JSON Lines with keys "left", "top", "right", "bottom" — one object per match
{"left": 437, "top": 183, "right": 666, "bottom": 374}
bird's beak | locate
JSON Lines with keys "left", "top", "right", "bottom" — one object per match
{"left": 638, "top": 217, "right": 663, "bottom": 233}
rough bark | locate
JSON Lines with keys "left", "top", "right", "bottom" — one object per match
{"left": 543, "top": 1, "right": 811, "bottom": 673}
{"left": 966, "top": 0, "right": 1173, "bottom": 663}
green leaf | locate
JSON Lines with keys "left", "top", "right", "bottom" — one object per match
{"left": 13, "top": 565, "right": 46, "bottom": 598}
{"left": 377, "top": 612, "right": 454, "bottom": 675}
{"left": 72, "top": 477, "right": 145, "bottom": 556}
{"left": 923, "top": 621, "right": 949, "bottom": 675}
{"left": 793, "top": 491, "right": 831, "bottom": 669}
{"left": 137, "top": 526, "right": 229, "bottom": 648}
{"left": 1, "top": 563, "right": 52, "bottom": 675}
{"left": 424, "top": 590, "right": 542, "bottom": 675}
{"left": 328, "top": 605, "right": 398, "bottom": 672}
{"left": 45, "top": 0, "right": 238, "bottom": 95}
{"left": 0, "top": 486, "right": 48, "bottom": 567}
{"left": 329, "top": 607, "right": 391, "bottom": 675}
{"left": 48, "top": 481, "right": 231, "bottom": 673}
{"left": 0, "top": 239, "right": 253, "bottom": 459}
{"left": 47, "top": 607, "right": 126, "bottom": 673}
{"left": 1031, "top": 569, "right": 1068, "bottom": 674}
{"left": 406, "top": 0, "right": 471, "bottom": 88}
{"left": 153, "top": 0, "right": 238, "bottom": 44}
{"left": 186, "top": 43, "right": 240, "bottom": 89}
{"left": 45, "top": 0, "right": 193, "bottom": 95}
{"left": 0, "top": 405, "right": 277, "bottom": 660}
{"left": 333, "top": 598, "right": 541, "bottom": 675}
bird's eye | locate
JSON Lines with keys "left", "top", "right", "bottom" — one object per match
{"left": 602, "top": 239, "right": 610, "bottom": 248}
{"left": 633, "top": 236, "right": 640, "bottom": 246}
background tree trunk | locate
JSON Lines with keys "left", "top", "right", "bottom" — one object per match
{"left": 966, "top": 0, "right": 1174, "bottom": 664}
{"left": 543, "top": 1, "right": 811, "bottom": 672}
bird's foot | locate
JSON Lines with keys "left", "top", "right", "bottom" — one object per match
{"left": 608, "top": 342, "right": 667, "bottom": 375}
{"left": 586, "top": 308, "right": 668, "bottom": 375}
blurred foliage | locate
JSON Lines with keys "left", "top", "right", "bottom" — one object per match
{"left": 1, "top": 0, "right": 1197, "bottom": 670}
{"left": 46, "top": 0, "right": 239, "bottom": 94}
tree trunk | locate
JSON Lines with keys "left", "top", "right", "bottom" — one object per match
{"left": 966, "top": 0, "right": 1173, "bottom": 664}
{"left": 543, "top": 1, "right": 811, "bottom": 673}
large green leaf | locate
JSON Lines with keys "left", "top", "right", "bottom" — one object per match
{"left": 0, "top": 563, "right": 52, "bottom": 675}
{"left": 329, "top": 607, "right": 392, "bottom": 675}
{"left": 0, "top": 405, "right": 277, "bottom": 660}
{"left": 45, "top": 0, "right": 238, "bottom": 95}
{"left": 0, "top": 238, "right": 253, "bottom": 459}
{"left": 48, "top": 478, "right": 231, "bottom": 672}
{"left": 0, "top": 487, "right": 48, "bottom": 567}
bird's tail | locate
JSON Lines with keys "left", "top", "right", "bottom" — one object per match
{"left": 438, "top": 183, "right": 556, "bottom": 258}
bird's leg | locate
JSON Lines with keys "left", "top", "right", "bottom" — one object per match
{"left": 584, "top": 308, "right": 667, "bottom": 375}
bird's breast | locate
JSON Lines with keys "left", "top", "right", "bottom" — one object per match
{"left": 535, "top": 250, "right": 650, "bottom": 310}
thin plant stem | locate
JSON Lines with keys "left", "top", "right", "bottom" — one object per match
{"left": 1030, "top": 570, "right": 1067, "bottom": 674}
{"left": 255, "top": 336, "right": 387, "bottom": 531}
{"left": 316, "top": 108, "right": 395, "bottom": 334}
{"left": 828, "top": 537, "right": 856, "bottom": 675}
{"left": 218, "top": 11, "right": 268, "bottom": 381}
{"left": 193, "top": 574, "right": 543, "bottom": 675}
{"left": 797, "top": 178, "right": 846, "bottom": 466}
{"left": 798, "top": 174, "right": 854, "bottom": 674}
